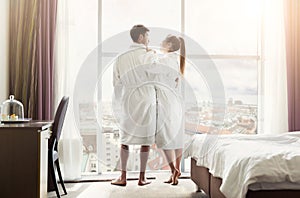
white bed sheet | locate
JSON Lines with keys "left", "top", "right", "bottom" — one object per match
{"left": 185, "top": 132, "right": 300, "bottom": 198}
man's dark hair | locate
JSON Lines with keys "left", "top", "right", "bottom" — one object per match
{"left": 130, "top": 25, "right": 149, "bottom": 42}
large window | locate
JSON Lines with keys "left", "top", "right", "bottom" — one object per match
{"left": 101, "top": 0, "right": 181, "bottom": 41}
{"left": 79, "top": 0, "right": 261, "bottom": 173}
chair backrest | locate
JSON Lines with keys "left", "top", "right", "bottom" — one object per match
{"left": 49, "top": 96, "right": 69, "bottom": 150}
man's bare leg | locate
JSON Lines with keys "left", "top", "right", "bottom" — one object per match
{"left": 138, "top": 145, "right": 151, "bottom": 186}
{"left": 111, "top": 144, "right": 129, "bottom": 186}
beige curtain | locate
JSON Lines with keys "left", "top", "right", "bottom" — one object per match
{"left": 9, "top": 0, "right": 57, "bottom": 120}
{"left": 9, "top": 0, "right": 38, "bottom": 118}
{"left": 285, "top": 0, "right": 300, "bottom": 131}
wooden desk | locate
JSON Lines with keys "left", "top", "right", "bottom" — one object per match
{"left": 0, "top": 121, "right": 51, "bottom": 198}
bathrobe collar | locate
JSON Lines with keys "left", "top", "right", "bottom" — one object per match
{"left": 129, "top": 43, "right": 146, "bottom": 49}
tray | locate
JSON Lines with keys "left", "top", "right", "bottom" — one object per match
{"left": 1, "top": 118, "right": 32, "bottom": 124}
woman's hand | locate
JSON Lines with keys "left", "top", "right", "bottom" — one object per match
{"left": 146, "top": 47, "right": 156, "bottom": 53}
{"left": 175, "top": 77, "right": 179, "bottom": 88}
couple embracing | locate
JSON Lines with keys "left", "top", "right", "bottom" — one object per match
{"left": 111, "top": 24, "right": 186, "bottom": 186}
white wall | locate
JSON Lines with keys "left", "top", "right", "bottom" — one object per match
{"left": 0, "top": 0, "right": 9, "bottom": 103}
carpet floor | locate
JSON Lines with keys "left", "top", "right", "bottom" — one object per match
{"left": 48, "top": 172, "right": 208, "bottom": 198}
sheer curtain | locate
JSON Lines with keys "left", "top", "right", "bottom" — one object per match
{"left": 54, "top": 0, "right": 98, "bottom": 180}
{"left": 54, "top": 0, "right": 82, "bottom": 180}
{"left": 259, "top": 0, "right": 289, "bottom": 134}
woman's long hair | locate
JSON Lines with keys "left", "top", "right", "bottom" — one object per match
{"left": 165, "top": 35, "right": 186, "bottom": 75}
{"left": 178, "top": 37, "right": 186, "bottom": 75}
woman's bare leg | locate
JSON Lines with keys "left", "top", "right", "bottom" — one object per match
{"left": 163, "top": 149, "right": 177, "bottom": 183}
{"left": 172, "top": 148, "right": 183, "bottom": 185}
{"left": 174, "top": 148, "right": 183, "bottom": 171}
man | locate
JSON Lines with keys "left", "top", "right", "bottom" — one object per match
{"left": 111, "top": 25, "right": 156, "bottom": 186}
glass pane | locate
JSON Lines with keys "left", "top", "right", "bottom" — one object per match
{"left": 101, "top": 58, "right": 117, "bottom": 173}
{"left": 185, "top": 0, "right": 261, "bottom": 55}
{"left": 80, "top": 102, "right": 99, "bottom": 173}
{"left": 215, "top": 59, "right": 258, "bottom": 134}
{"left": 184, "top": 58, "right": 258, "bottom": 134}
{"left": 214, "top": 59, "right": 258, "bottom": 106}
{"left": 102, "top": 0, "right": 181, "bottom": 41}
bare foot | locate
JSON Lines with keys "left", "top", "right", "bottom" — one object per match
{"left": 111, "top": 177, "right": 127, "bottom": 186}
{"left": 164, "top": 175, "right": 173, "bottom": 183}
{"left": 138, "top": 180, "right": 151, "bottom": 186}
{"left": 171, "top": 170, "right": 181, "bottom": 185}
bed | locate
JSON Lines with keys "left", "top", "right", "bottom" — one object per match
{"left": 186, "top": 132, "right": 300, "bottom": 198}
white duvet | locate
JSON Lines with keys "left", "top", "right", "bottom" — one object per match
{"left": 185, "top": 132, "right": 300, "bottom": 198}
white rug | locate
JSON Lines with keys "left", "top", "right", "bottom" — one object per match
{"left": 48, "top": 172, "right": 208, "bottom": 198}
{"left": 75, "top": 173, "right": 207, "bottom": 198}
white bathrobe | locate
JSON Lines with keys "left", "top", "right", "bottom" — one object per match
{"left": 144, "top": 52, "right": 185, "bottom": 149}
{"left": 113, "top": 43, "right": 156, "bottom": 145}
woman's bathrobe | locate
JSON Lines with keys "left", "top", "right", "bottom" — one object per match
{"left": 144, "top": 52, "right": 185, "bottom": 149}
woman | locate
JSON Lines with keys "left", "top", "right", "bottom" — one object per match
{"left": 145, "top": 35, "right": 186, "bottom": 185}
{"left": 160, "top": 35, "right": 185, "bottom": 186}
